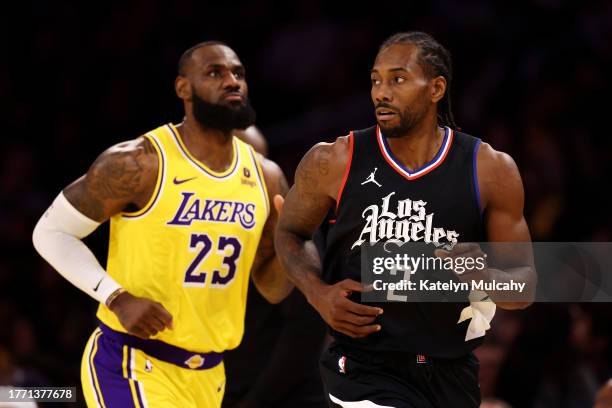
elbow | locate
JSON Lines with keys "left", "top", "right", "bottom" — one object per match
{"left": 254, "top": 282, "right": 293, "bottom": 305}
{"left": 251, "top": 271, "right": 294, "bottom": 305}
{"left": 260, "top": 291, "right": 288, "bottom": 305}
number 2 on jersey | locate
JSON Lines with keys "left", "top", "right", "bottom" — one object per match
{"left": 184, "top": 233, "right": 242, "bottom": 287}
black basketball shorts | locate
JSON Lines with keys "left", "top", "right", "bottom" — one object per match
{"left": 319, "top": 341, "right": 480, "bottom": 408}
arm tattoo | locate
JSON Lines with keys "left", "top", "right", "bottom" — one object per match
{"left": 290, "top": 149, "right": 333, "bottom": 230}
{"left": 64, "top": 139, "right": 154, "bottom": 221}
{"left": 65, "top": 186, "right": 106, "bottom": 221}
{"left": 88, "top": 150, "right": 143, "bottom": 200}
{"left": 317, "top": 147, "right": 330, "bottom": 176}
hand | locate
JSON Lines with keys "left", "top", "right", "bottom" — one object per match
{"left": 435, "top": 243, "right": 489, "bottom": 283}
{"left": 108, "top": 291, "right": 173, "bottom": 339}
{"left": 273, "top": 194, "right": 284, "bottom": 216}
{"left": 309, "top": 279, "right": 383, "bottom": 338}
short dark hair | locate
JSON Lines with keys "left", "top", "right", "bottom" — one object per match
{"left": 380, "top": 32, "right": 458, "bottom": 129}
{"left": 178, "top": 41, "right": 228, "bottom": 76}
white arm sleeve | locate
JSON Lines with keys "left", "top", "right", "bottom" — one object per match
{"left": 32, "top": 192, "right": 122, "bottom": 304}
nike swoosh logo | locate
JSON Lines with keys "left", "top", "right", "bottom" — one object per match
{"left": 173, "top": 176, "right": 197, "bottom": 185}
{"left": 93, "top": 278, "right": 104, "bottom": 292}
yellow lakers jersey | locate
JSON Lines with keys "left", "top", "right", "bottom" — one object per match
{"left": 97, "top": 122, "right": 269, "bottom": 353}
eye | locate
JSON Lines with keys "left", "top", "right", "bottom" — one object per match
{"left": 371, "top": 77, "right": 381, "bottom": 86}
{"left": 394, "top": 76, "right": 406, "bottom": 84}
{"left": 208, "top": 70, "right": 220, "bottom": 78}
{"left": 233, "top": 71, "right": 244, "bottom": 80}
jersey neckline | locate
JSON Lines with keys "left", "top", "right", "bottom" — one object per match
{"left": 376, "top": 125, "right": 454, "bottom": 181}
{"left": 166, "top": 122, "right": 239, "bottom": 179}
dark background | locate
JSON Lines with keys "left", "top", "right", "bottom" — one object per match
{"left": 1, "top": 1, "right": 612, "bottom": 407}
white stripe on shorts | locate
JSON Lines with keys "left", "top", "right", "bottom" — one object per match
{"left": 128, "top": 347, "right": 149, "bottom": 408}
{"left": 329, "top": 393, "right": 396, "bottom": 408}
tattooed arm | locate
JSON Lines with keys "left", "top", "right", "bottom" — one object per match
{"left": 33, "top": 137, "right": 174, "bottom": 339}
{"left": 250, "top": 155, "right": 294, "bottom": 304}
{"left": 63, "top": 137, "right": 159, "bottom": 221}
{"left": 275, "top": 137, "right": 383, "bottom": 338}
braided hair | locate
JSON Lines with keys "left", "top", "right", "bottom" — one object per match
{"left": 380, "top": 32, "right": 458, "bottom": 129}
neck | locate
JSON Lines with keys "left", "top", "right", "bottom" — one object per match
{"left": 177, "top": 115, "right": 235, "bottom": 172}
{"left": 384, "top": 114, "right": 444, "bottom": 172}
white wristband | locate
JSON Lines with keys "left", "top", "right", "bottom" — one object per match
{"left": 32, "top": 192, "right": 122, "bottom": 304}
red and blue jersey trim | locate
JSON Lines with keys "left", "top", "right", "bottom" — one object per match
{"left": 377, "top": 126, "right": 453, "bottom": 181}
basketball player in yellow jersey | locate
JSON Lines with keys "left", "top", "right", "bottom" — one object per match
{"left": 32, "top": 41, "right": 294, "bottom": 407}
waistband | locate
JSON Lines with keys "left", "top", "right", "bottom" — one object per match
{"left": 98, "top": 321, "right": 223, "bottom": 370}
{"left": 329, "top": 340, "right": 475, "bottom": 365}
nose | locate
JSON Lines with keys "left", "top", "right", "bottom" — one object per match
{"left": 373, "top": 82, "right": 392, "bottom": 103}
{"left": 222, "top": 72, "right": 241, "bottom": 91}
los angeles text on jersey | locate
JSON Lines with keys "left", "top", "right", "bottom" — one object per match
{"left": 167, "top": 191, "right": 256, "bottom": 229}
{"left": 352, "top": 192, "right": 459, "bottom": 250}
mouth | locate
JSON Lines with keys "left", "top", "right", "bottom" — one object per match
{"left": 223, "top": 92, "right": 245, "bottom": 102}
{"left": 376, "top": 107, "right": 398, "bottom": 121}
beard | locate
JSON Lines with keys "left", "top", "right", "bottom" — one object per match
{"left": 191, "top": 88, "right": 256, "bottom": 132}
{"left": 376, "top": 102, "right": 425, "bottom": 139}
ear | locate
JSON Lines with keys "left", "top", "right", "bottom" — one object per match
{"left": 175, "top": 76, "right": 192, "bottom": 101}
{"left": 431, "top": 76, "right": 447, "bottom": 103}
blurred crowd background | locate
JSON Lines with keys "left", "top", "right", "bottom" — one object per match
{"left": 1, "top": 1, "right": 612, "bottom": 407}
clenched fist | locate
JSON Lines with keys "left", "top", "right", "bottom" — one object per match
{"left": 108, "top": 291, "right": 173, "bottom": 339}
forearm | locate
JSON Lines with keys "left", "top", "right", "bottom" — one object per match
{"left": 275, "top": 229, "right": 325, "bottom": 304}
{"left": 483, "top": 265, "right": 536, "bottom": 309}
{"left": 252, "top": 255, "right": 294, "bottom": 304}
{"left": 32, "top": 193, "right": 122, "bottom": 304}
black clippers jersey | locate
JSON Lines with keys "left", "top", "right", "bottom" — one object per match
{"left": 323, "top": 125, "right": 487, "bottom": 358}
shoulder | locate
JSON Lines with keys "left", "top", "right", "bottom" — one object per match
{"left": 62, "top": 136, "right": 160, "bottom": 221}
{"left": 91, "top": 137, "right": 157, "bottom": 170}
{"left": 476, "top": 142, "right": 524, "bottom": 208}
{"left": 256, "top": 153, "right": 283, "bottom": 183}
{"left": 477, "top": 142, "right": 521, "bottom": 182}
{"left": 298, "top": 134, "right": 351, "bottom": 175}
{"left": 253, "top": 152, "right": 289, "bottom": 197}
{"left": 234, "top": 126, "right": 268, "bottom": 156}
{"left": 86, "top": 136, "right": 159, "bottom": 196}
{"left": 292, "top": 134, "right": 352, "bottom": 198}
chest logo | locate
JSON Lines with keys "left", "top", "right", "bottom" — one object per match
{"left": 167, "top": 192, "right": 257, "bottom": 229}
{"left": 352, "top": 191, "right": 459, "bottom": 250}
{"left": 361, "top": 167, "right": 382, "bottom": 188}
{"left": 173, "top": 176, "right": 198, "bottom": 185}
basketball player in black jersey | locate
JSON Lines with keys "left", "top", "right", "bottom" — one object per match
{"left": 275, "top": 32, "right": 535, "bottom": 407}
